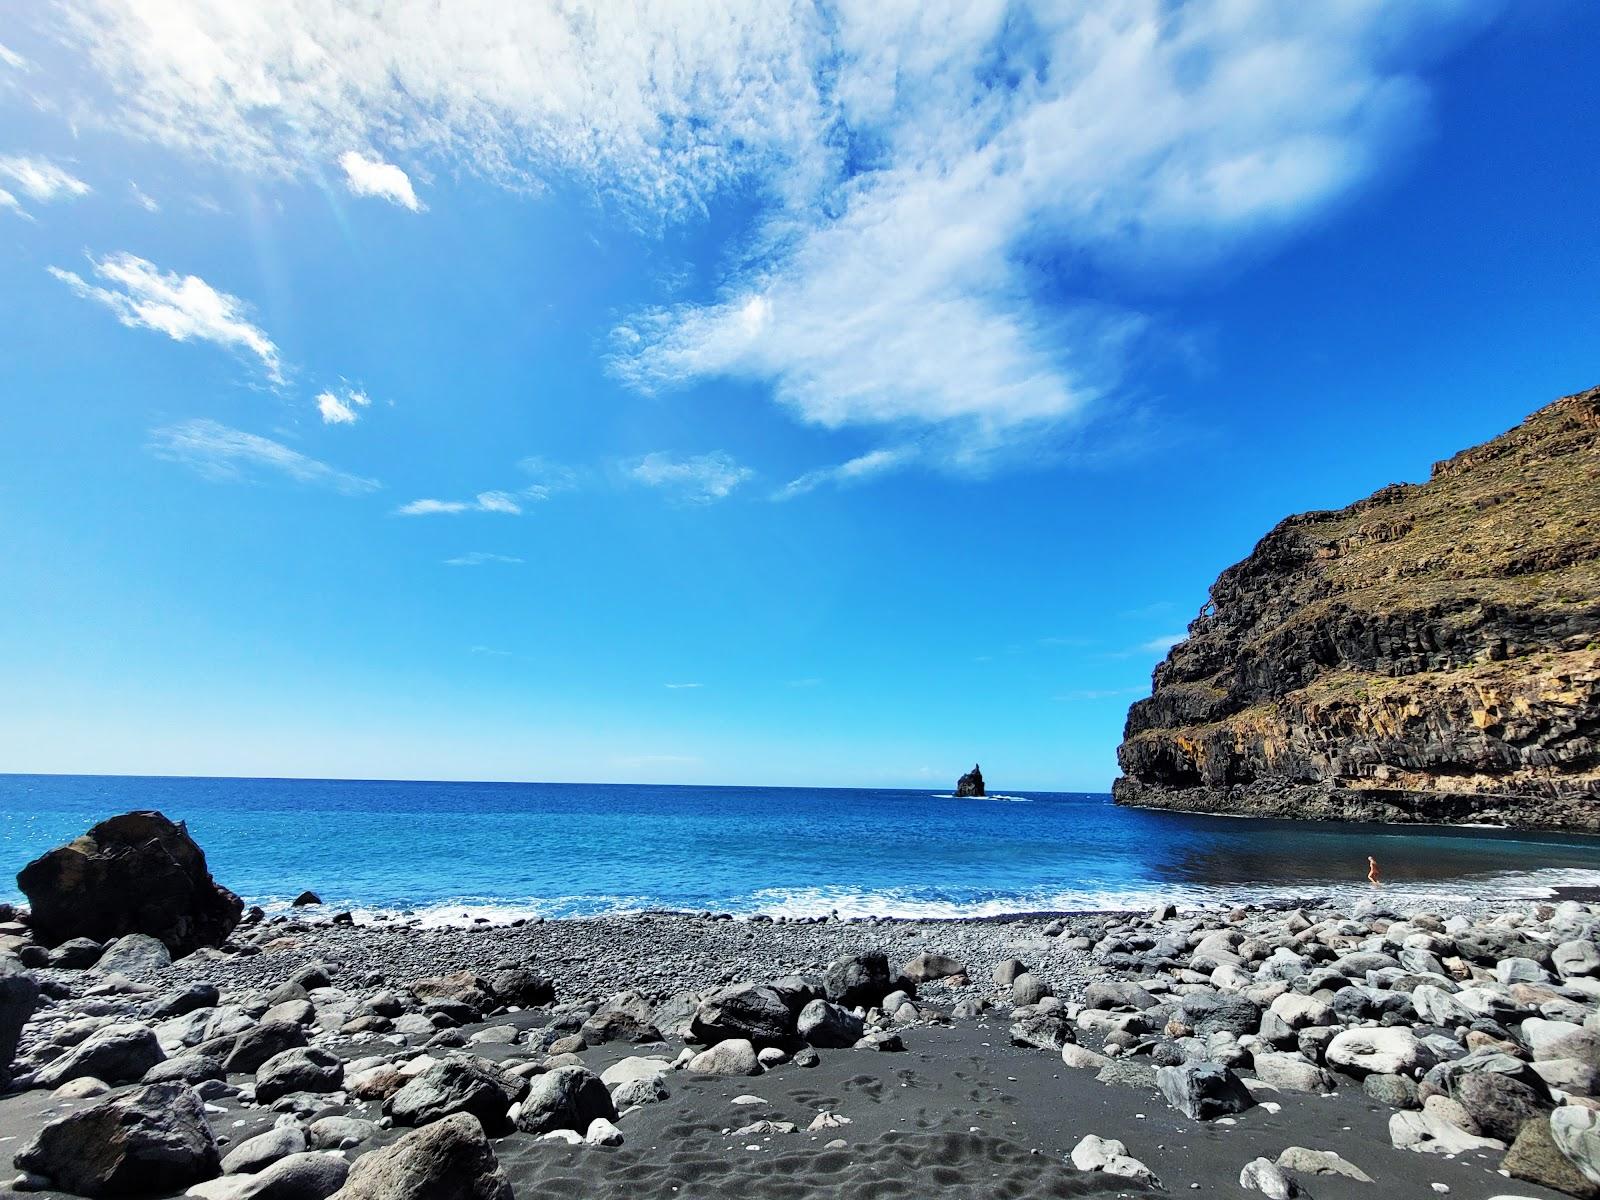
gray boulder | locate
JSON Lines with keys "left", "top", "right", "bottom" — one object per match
{"left": 823, "top": 951, "right": 891, "bottom": 1008}
{"left": 900, "top": 953, "right": 964, "bottom": 983}
{"left": 330, "top": 1113, "right": 512, "bottom": 1200}
{"left": 1010, "top": 972, "right": 1051, "bottom": 1006}
{"left": 96, "top": 933, "right": 173, "bottom": 976}
{"left": 201, "top": 1152, "right": 349, "bottom": 1200}
{"left": 14, "top": 1082, "right": 220, "bottom": 1196}
{"left": 387, "top": 1058, "right": 527, "bottom": 1136}
{"left": 255, "top": 1047, "right": 345, "bottom": 1104}
{"left": 222, "top": 1125, "right": 308, "bottom": 1175}
{"left": 1010, "top": 1012, "right": 1073, "bottom": 1052}
{"left": 0, "top": 959, "right": 39, "bottom": 1080}
{"left": 48, "top": 938, "right": 104, "bottom": 970}
{"left": 796, "top": 999, "right": 864, "bottom": 1048}
{"left": 1156, "top": 1061, "right": 1255, "bottom": 1120}
{"left": 685, "top": 1038, "right": 761, "bottom": 1076}
{"left": 515, "top": 1064, "right": 615, "bottom": 1135}
{"left": 146, "top": 982, "right": 221, "bottom": 1020}
{"left": 143, "top": 1052, "right": 226, "bottom": 1086}
{"left": 691, "top": 984, "right": 794, "bottom": 1048}
{"left": 223, "top": 1021, "right": 308, "bottom": 1073}
{"left": 16, "top": 811, "right": 243, "bottom": 956}
{"left": 36, "top": 1021, "right": 165, "bottom": 1087}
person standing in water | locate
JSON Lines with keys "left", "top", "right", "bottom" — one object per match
{"left": 1367, "top": 856, "right": 1381, "bottom": 886}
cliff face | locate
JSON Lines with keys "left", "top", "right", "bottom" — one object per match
{"left": 1113, "top": 385, "right": 1600, "bottom": 831}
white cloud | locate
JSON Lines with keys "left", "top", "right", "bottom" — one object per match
{"left": 0, "top": 187, "right": 28, "bottom": 220}
{"left": 445, "top": 552, "right": 523, "bottom": 566}
{"left": 316, "top": 391, "right": 357, "bottom": 425}
{"left": 55, "top": 1, "right": 1490, "bottom": 460}
{"left": 129, "top": 181, "right": 159, "bottom": 211}
{"left": 629, "top": 451, "right": 752, "bottom": 503}
{"left": 315, "top": 388, "right": 370, "bottom": 425}
{"left": 776, "top": 446, "right": 913, "bottom": 500}
{"left": 396, "top": 490, "right": 523, "bottom": 516}
{"left": 1139, "top": 634, "right": 1187, "bottom": 654}
{"left": 0, "top": 156, "right": 90, "bottom": 202}
{"left": 0, "top": 42, "right": 29, "bottom": 71}
{"left": 664, "top": 682, "right": 703, "bottom": 690}
{"left": 339, "top": 150, "right": 424, "bottom": 211}
{"left": 49, "top": 252, "right": 281, "bottom": 380}
{"left": 150, "top": 419, "right": 379, "bottom": 493}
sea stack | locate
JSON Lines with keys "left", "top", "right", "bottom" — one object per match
{"left": 1114, "top": 385, "right": 1600, "bottom": 831}
{"left": 956, "top": 764, "right": 986, "bottom": 797}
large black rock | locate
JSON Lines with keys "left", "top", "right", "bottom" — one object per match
{"left": 17, "top": 811, "right": 243, "bottom": 957}
{"left": 955, "top": 764, "right": 986, "bottom": 798}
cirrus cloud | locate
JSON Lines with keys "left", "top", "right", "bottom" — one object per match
{"left": 50, "top": 0, "right": 1496, "bottom": 466}
{"left": 49, "top": 251, "right": 281, "bottom": 381}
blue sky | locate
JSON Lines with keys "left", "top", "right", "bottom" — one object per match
{"left": 1, "top": 1, "right": 1596, "bottom": 790}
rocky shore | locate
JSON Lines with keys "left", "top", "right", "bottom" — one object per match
{"left": 1116, "top": 384, "right": 1600, "bottom": 831}
{"left": 7, "top": 888, "right": 1600, "bottom": 1198}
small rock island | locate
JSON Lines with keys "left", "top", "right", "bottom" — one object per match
{"left": 955, "top": 764, "right": 986, "bottom": 797}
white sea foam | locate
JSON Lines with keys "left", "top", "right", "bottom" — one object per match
{"left": 245, "top": 865, "right": 1600, "bottom": 927}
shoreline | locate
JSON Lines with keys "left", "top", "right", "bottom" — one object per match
{"left": 7, "top": 895, "right": 1597, "bottom": 1199}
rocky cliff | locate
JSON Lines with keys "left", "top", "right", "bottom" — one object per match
{"left": 1114, "top": 385, "right": 1600, "bottom": 831}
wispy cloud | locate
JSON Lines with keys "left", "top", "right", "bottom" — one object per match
{"left": 396, "top": 491, "right": 523, "bottom": 516}
{"left": 0, "top": 187, "right": 27, "bottom": 221}
{"left": 0, "top": 42, "right": 29, "bottom": 71}
{"left": 315, "top": 387, "right": 371, "bottom": 425}
{"left": 129, "top": 181, "right": 159, "bottom": 212}
{"left": 629, "top": 451, "right": 751, "bottom": 504}
{"left": 787, "top": 677, "right": 822, "bottom": 688}
{"left": 339, "top": 150, "right": 424, "bottom": 211}
{"left": 775, "top": 446, "right": 912, "bottom": 500}
{"left": 445, "top": 552, "right": 523, "bottom": 567}
{"left": 1139, "top": 634, "right": 1186, "bottom": 654}
{"left": 50, "top": 253, "right": 281, "bottom": 381}
{"left": 150, "top": 419, "right": 379, "bottom": 494}
{"left": 0, "top": 156, "right": 90, "bottom": 203}
{"left": 1056, "top": 686, "right": 1147, "bottom": 702}
{"left": 664, "top": 682, "right": 704, "bottom": 690}
{"left": 54, "top": 2, "right": 1488, "bottom": 468}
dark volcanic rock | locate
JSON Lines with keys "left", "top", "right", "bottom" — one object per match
{"left": 333, "top": 1112, "right": 513, "bottom": 1200}
{"left": 824, "top": 951, "right": 892, "bottom": 1008}
{"left": 17, "top": 811, "right": 244, "bottom": 955}
{"left": 1, "top": 960, "right": 39, "bottom": 1081}
{"left": 691, "top": 983, "right": 794, "bottom": 1048}
{"left": 1156, "top": 1061, "right": 1256, "bottom": 1121}
{"left": 1113, "top": 386, "right": 1600, "bottom": 831}
{"left": 955, "top": 763, "right": 986, "bottom": 798}
{"left": 514, "top": 1064, "right": 615, "bottom": 1136}
{"left": 14, "top": 1082, "right": 220, "bottom": 1196}
{"left": 386, "top": 1058, "right": 527, "bottom": 1136}
{"left": 36, "top": 1022, "right": 166, "bottom": 1087}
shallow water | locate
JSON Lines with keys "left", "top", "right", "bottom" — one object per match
{"left": 4, "top": 774, "right": 1600, "bottom": 920}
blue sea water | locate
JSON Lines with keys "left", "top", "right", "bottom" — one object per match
{"left": 4, "top": 774, "right": 1600, "bottom": 922}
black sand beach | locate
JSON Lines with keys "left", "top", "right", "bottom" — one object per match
{"left": 6, "top": 898, "right": 1597, "bottom": 1199}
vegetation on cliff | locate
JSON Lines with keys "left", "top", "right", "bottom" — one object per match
{"left": 1115, "top": 385, "right": 1600, "bottom": 830}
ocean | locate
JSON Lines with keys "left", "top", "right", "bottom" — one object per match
{"left": 5, "top": 774, "right": 1600, "bottom": 922}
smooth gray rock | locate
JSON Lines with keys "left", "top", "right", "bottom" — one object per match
{"left": 222, "top": 1125, "right": 308, "bottom": 1175}
{"left": 386, "top": 1058, "right": 527, "bottom": 1136}
{"left": 96, "top": 932, "right": 173, "bottom": 976}
{"left": 797, "top": 999, "right": 864, "bottom": 1048}
{"left": 1156, "top": 1061, "right": 1255, "bottom": 1120}
{"left": 685, "top": 1038, "right": 761, "bottom": 1076}
{"left": 255, "top": 1047, "right": 345, "bottom": 1104}
{"left": 823, "top": 951, "right": 891, "bottom": 1008}
{"left": 35, "top": 1021, "right": 165, "bottom": 1087}
{"left": 0, "top": 960, "right": 38, "bottom": 1080}
{"left": 330, "top": 1113, "right": 512, "bottom": 1200}
{"left": 514, "top": 1064, "right": 616, "bottom": 1135}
